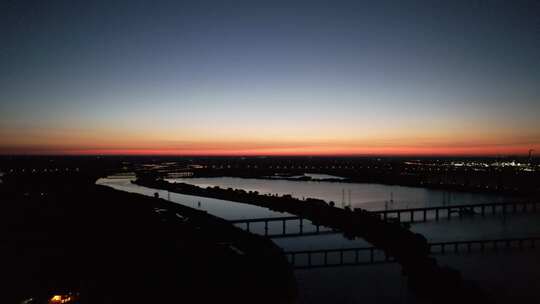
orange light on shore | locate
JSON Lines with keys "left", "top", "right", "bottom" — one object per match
{"left": 48, "top": 294, "right": 76, "bottom": 304}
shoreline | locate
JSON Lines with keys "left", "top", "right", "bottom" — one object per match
{"left": 134, "top": 176, "right": 492, "bottom": 303}
{"left": 167, "top": 173, "right": 532, "bottom": 197}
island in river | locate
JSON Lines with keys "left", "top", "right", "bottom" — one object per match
{"left": 134, "top": 175, "right": 491, "bottom": 303}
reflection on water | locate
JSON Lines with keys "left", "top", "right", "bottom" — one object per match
{"left": 97, "top": 176, "right": 536, "bottom": 244}
{"left": 97, "top": 176, "right": 540, "bottom": 303}
{"left": 96, "top": 177, "right": 290, "bottom": 220}
{"left": 166, "top": 177, "right": 521, "bottom": 210}
{"left": 97, "top": 177, "right": 367, "bottom": 250}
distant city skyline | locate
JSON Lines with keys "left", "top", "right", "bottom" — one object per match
{"left": 1, "top": 0, "right": 539, "bottom": 156}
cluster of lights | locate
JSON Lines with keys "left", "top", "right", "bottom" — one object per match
{"left": 450, "top": 161, "right": 490, "bottom": 168}
{"left": 491, "top": 161, "right": 527, "bottom": 167}
{"left": 48, "top": 294, "right": 77, "bottom": 304}
{"left": 20, "top": 293, "right": 79, "bottom": 304}
{"left": 5, "top": 168, "right": 80, "bottom": 173}
{"left": 448, "top": 161, "right": 537, "bottom": 171}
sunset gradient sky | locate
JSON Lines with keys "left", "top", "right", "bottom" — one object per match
{"left": 1, "top": 0, "right": 539, "bottom": 156}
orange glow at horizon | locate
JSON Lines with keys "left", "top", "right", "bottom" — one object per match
{"left": 3, "top": 144, "right": 538, "bottom": 157}
{"left": 2, "top": 0, "right": 540, "bottom": 159}
{"left": 2, "top": 124, "right": 539, "bottom": 157}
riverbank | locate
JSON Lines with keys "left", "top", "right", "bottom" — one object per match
{"left": 182, "top": 165, "right": 539, "bottom": 196}
{"left": 184, "top": 172, "right": 537, "bottom": 196}
{"left": 164, "top": 175, "right": 528, "bottom": 213}
{"left": 0, "top": 172, "right": 297, "bottom": 303}
{"left": 135, "top": 176, "right": 492, "bottom": 303}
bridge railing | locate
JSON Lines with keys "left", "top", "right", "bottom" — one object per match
{"left": 229, "top": 216, "right": 337, "bottom": 237}
{"left": 429, "top": 236, "right": 540, "bottom": 255}
{"left": 285, "top": 236, "right": 540, "bottom": 269}
{"left": 229, "top": 201, "right": 540, "bottom": 237}
{"left": 373, "top": 201, "right": 540, "bottom": 223}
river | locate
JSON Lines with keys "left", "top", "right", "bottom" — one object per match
{"left": 96, "top": 176, "right": 540, "bottom": 303}
{"left": 165, "top": 176, "right": 521, "bottom": 211}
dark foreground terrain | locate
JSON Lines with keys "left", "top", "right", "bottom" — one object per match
{"left": 0, "top": 172, "right": 297, "bottom": 303}
{"left": 136, "top": 176, "right": 493, "bottom": 303}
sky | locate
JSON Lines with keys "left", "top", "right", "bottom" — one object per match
{"left": 1, "top": 0, "right": 539, "bottom": 156}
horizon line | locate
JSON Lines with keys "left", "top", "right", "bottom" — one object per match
{"left": 0, "top": 152, "right": 535, "bottom": 158}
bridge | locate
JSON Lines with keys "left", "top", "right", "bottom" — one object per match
{"left": 374, "top": 201, "right": 539, "bottom": 223}
{"left": 229, "top": 201, "right": 540, "bottom": 237}
{"left": 228, "top": 216, "right": 337, "bottom": 237}
{"left": 285, "top": 236, "right": 540, "bottom": 269}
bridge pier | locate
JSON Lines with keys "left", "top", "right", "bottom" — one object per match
{"left": 231, "top": 202, "right": 540, "bottom": 238}
{"left": 287, "top": 237, "right": 539, "bottom": 269}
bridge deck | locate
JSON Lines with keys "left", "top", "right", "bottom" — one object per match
{"left": 285, "top": 236, "right": 540, "bottom": 269}
{"left": 229, "top": 201, "right": 540, "bottom": 238}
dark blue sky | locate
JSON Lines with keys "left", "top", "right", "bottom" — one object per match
{"left": 1, "top": 0, "right": 539, "bottom": 155}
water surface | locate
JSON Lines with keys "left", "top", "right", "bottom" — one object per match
{"left": 167, "top": 176, "right": 521, "bottom": 211}
{"left": 97, "top": 176, "right": 540, "bottom": 303}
